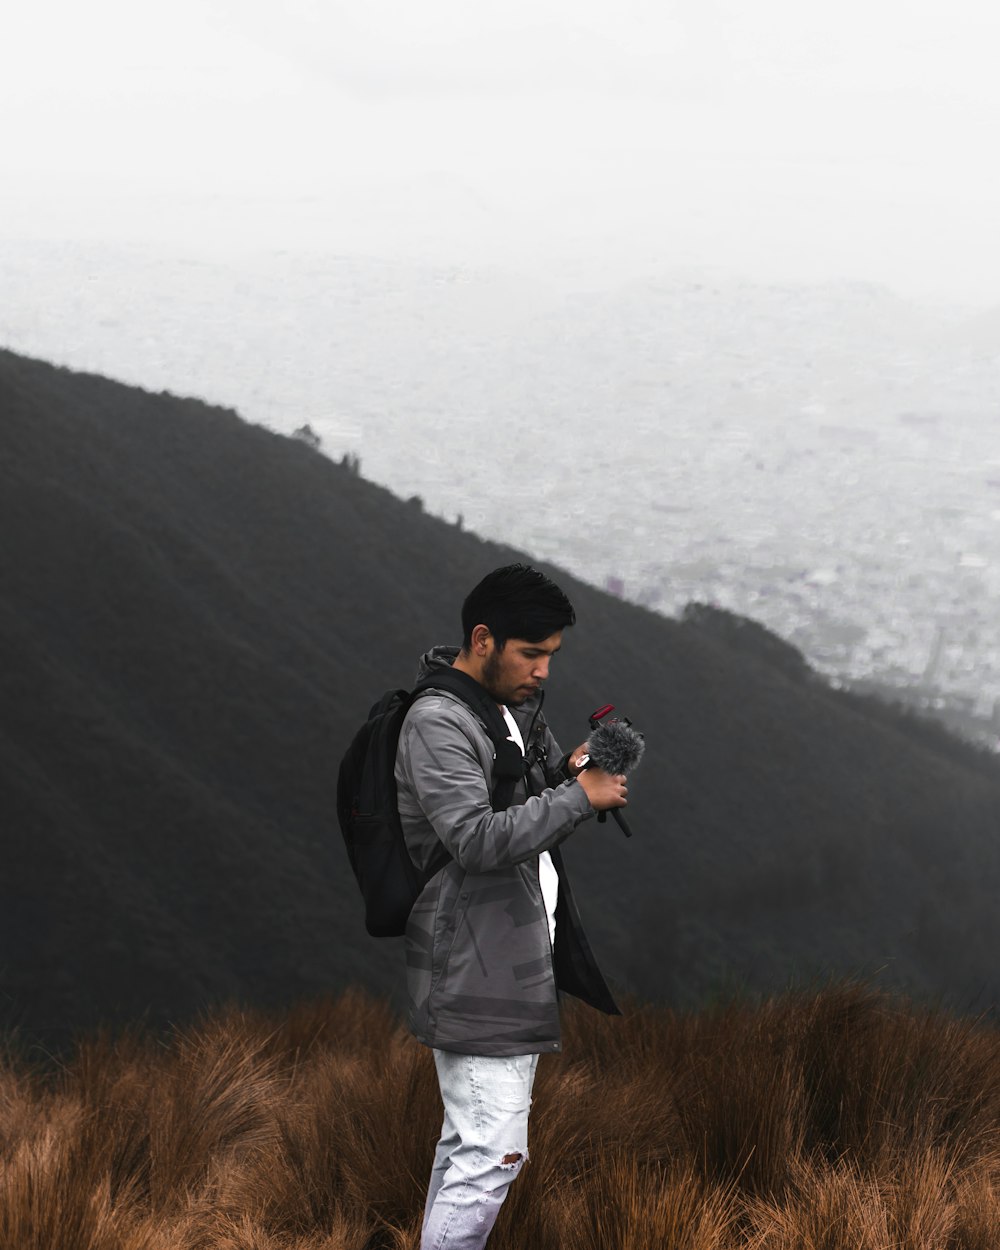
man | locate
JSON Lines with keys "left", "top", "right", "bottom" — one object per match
{"left": 395, "top": 563, "right": 627, "bottom": 1249}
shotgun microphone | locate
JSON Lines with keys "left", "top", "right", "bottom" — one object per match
{"left": 587, "top": 718, "right": 645, "bottom": 777}
{"left": 580, "top": 707, "right": 644, "bottom": 838}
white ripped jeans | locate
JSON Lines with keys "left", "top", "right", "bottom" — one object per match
{"left": 421, "top": 1050, "right": 539, "bottom": 1250}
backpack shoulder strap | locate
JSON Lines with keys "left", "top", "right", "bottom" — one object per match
{"left": 411, "top": 667, "right": 522, "bottom": 812}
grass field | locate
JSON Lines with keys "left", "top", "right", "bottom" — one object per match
{"left": 2, "top": 983, "right": 999, "bottom": 1248}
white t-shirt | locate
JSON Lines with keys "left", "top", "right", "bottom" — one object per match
{"left": 501, "top": 706, "right": 559, "bottom": 946}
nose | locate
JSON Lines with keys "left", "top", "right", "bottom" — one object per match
{"left": 533, "top": 657, "right": 551, "bottom": 681}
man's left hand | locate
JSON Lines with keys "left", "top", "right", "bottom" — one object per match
{"left": 567, "top": 742, "right": 590, "bottom": 776}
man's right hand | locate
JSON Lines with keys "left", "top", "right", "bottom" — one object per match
{"left": 576, "top": 768, "right": 628, "bottom": 812}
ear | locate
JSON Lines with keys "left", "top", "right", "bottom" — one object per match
{"left": 470, "top": 624, "right": 492, "bottom": 655}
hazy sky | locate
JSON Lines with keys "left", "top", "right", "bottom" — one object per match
{"left": 4, "top": 0, "right": 1000, "bottom": 303}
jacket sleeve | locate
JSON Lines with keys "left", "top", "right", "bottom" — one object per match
{"left": 398, "top": 696, "right": 594, "bottom": 873}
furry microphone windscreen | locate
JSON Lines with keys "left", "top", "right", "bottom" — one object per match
{"left": 586, "top": 720, "right": 645, "bottom": 776}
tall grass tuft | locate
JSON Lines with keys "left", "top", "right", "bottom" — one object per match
{"left": 2, "top": 983, "right": 1000, "bottom": 1247}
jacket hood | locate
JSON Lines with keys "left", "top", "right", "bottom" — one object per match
{"left": 415, "top": 645, "right": 461, "bottom": 681}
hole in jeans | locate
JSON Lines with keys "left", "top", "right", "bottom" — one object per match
{"left": 500, "top": 1152, "right": 523, "bottom": 1168}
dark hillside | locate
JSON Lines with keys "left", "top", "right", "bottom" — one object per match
{"left": 2, "top": 347, "right": 999, "bottom": 1044}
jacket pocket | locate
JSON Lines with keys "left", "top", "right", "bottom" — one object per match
{"left": 430, "top": 887, "right": 470, "bottom": 993}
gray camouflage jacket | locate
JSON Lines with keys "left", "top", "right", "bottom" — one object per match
{"left": 395, "top": 646, "right": 620, "bottom": 1056}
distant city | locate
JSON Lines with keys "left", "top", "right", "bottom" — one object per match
{"left": 418, "top": 404, "right": 1000, "bottom": 748}
{"left": 3, "top": 242, "right": 998, "bottom": 744}
{"left": 606, "top": 409, "right": 999, "bottom": 743}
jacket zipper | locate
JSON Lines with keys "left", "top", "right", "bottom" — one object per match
{"left": 522, "top": 691, "right": 548, "bottom": 780}
{"left": 536, "top": 856, "right": 560, "bottom": 1029}
{"left": 525, "top": 694, "right": 560, "bottom": 1016}
{"left": 515, "top": 694, "right": 561, "bottom": 1042}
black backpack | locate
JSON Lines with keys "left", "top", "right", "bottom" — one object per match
{"left": 336, "top": 667, "right": 525, "bottom": 936}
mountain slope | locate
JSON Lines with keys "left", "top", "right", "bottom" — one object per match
{"left": 2, "top": 347, "right": 999, "bottom": 1043}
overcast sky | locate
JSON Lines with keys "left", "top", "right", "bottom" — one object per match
{"left": 4, "top": 0, "right": 999, "bottom": 304}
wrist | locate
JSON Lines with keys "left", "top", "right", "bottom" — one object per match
{"left": 574, "top": 770, "right": 596, "bottom": 809}
{"left": 566, "top": 752, "right": 588, "bottom": 778}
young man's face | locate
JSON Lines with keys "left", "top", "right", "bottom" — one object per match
{"left": 481, "top": 631, "right": 563, "bottom": 707}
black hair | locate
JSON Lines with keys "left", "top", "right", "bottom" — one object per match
{"left": 461, "top": 563, "right": 576, "bottom": 650}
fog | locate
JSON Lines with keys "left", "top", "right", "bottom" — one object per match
{"left": 4, "top": 0, "right": 1000, "bottom": 303}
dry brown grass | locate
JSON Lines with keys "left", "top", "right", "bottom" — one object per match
{"left": 2, "top": 983, "right": 1000, "bottom": 1248}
